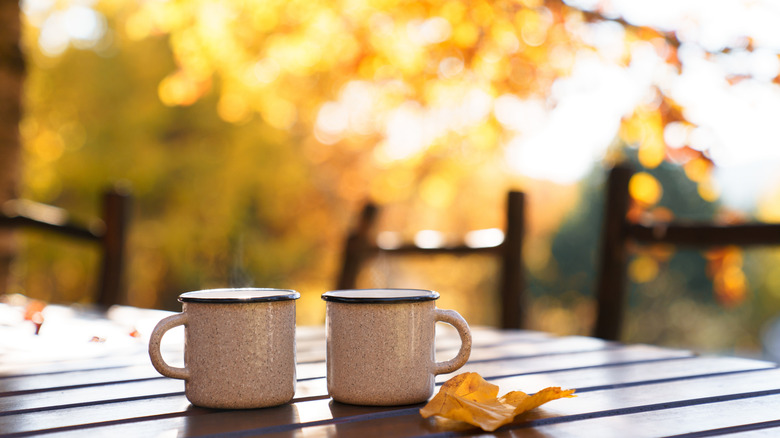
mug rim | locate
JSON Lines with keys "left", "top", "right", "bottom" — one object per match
{"left": 179, "top": 288, "right": 300, "bottom": 303}
{"left": 321, "top": 288, "right": 440, "bottom": 304}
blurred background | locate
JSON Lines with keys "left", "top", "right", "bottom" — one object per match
{"left": 2, "top": 0, "right": 780, "bottom": 359}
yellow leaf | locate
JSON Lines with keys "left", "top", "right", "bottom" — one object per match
{"left": 420, "top": 372, "right": 575, "bottom": 432}
{"left": 507, "top": 386, "right": 576, "bottom": 416}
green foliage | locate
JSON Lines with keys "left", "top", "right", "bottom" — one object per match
{"left": 19, "top": 28, "right": 343, "bottom": 312}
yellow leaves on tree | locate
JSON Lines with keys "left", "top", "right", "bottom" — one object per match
{"left": 628, "top": 171, "right": 662, "bottom": 207}
{"left": 420, "top": 372, "right": 575, "bottom": 432}
{"left": 620, "top": 109, "right": 665, "bottom": 169}
{"left": 706, "top": 246, "right": 749, "bottom": 308}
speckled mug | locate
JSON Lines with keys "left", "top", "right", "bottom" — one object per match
{"left": 322, "top": 288, "right": 472, "bottom": 406}
{"left": 148, "top": 288, "right": 300, "bottom": 409}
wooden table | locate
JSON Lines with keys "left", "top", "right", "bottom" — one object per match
{"left": 2, "top": 301, "right": 780, "bottom": 437}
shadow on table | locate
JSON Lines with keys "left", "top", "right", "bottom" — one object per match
{"left": 327, "top": 400, "right": 429, "bottom": 436}
{"left": 326, "top": 400, "right": 555, "bottom": 437}
{"left": 182, "top": 403, "right": 300, "bottom": 436}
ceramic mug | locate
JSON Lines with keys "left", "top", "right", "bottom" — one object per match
{"left": 322, "top": 288, "right": 472, "bottom": 406}
{"left": 148, "top": 288, "right": 300, "bottom": 409}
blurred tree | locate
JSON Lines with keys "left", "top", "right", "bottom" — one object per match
{"left": 9, "top": 0, "right": 780, "bottom": 335}
{"left": 0, "top": 0, "right": 24, "bottom": 293}
{"left": 549, "top": 149, "right": 718, "bottom": 302}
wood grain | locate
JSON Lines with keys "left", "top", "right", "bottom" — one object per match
{"left": 2, "top": 307, "right": 778, "bottom": 438}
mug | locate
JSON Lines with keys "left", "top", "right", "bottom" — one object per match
{"left": 148, "top": 288, "right": 300, "bottom": 409}
{"left": 322, "top": 288, "right": 472, "bottom": 406}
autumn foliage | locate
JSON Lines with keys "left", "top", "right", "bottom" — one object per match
{"left": 11, "top": 0, "right": 780, "bottom": 344}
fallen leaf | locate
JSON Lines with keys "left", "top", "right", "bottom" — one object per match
{"left": 23, "top": 299, "right": 46, "bottom": 335}
{"left": 420, "top": 372, "right": 575, "bottom": 432}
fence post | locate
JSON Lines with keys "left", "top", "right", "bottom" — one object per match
{"left": 336, "top": 203, "right": 378, "bottom": 290}
{"left": 97, "top": 186, "right": 131, "bottom": 307}
{"left": 594, "top": 165, "right": 633, "bottom": 340}
{"left": 500, "top": 191, "right": 525, "bottom": 329}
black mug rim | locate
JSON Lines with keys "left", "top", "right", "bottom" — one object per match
{"left": 321, "top": 288, "right": 440, "bottom": 304}
{"left": 179, "top": 288, "right": 300, "bottom": 303}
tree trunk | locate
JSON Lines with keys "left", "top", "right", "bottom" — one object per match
{"left": 0, "top": 0, "right": 24, "bottom": 293}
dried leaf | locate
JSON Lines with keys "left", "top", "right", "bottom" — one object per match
{"left": 23, "top": 300, "right": 46, "bottom": 335}
{"left": 420, "top": 372, "right": 575, "bottom": 432}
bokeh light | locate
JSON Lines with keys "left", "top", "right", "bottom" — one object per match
{"left": 629, "top": 172, "right": 663, "bottom": 207}
{"left": 10, "top": 0, "right": 780, "bottom": 355}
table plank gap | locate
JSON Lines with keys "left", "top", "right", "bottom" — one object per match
{"left": 574, "top": 366, "right": 779, "bottom": 393}
{"left": 519, "top": 388, "right": 780, "bottom": 429}
{"left": 12, "top": 367, "right": 778, "bottom": 437}
{"left": 0, "top": 376, "right": 168, "bottom": 398}
{"left": 662, "top": 419, "right": 780, "bottom": 438}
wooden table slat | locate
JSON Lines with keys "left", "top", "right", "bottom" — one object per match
{"left": 2, "top": 302, "right": 779, "bottom": 438}
{"left": 2, "top": 356, "right": 771, "bottom": 417}
{"left": 47, "top": 389, "right": 780, "bottom": 438}
{"left": 2, "top": 359, "right": 777, "bottom": 437}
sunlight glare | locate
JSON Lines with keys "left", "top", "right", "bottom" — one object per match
{"left": 377, "top": 232, "right": 402, "bottom": 250}
{"left": 342, "top": 81, "right": 380, "bottom": 135}
{"left": 438, "top": 57, "right": 464, "bottom": 78}
{"left": 575, "top": 19, "right": 625, "bottom": 61}
{"left": 408, "top": 17, "right": 452, "bottom": 45}
{"left": 716, "top": 48, "right": 780, "bottom": 82}
{"left": 494, "top": 96, "right": 547, "bottom": 133}
{"left": 306, "top": 0, "right": 780, "bottom": 188}
{"left": 464, "top": 228, "right": 504, "bottom": 248}
{"left": 64, "top": 6, "right": 104, "bottom": 46}
{"left": 462, "top": 89, "right": 493, "bottom": 126}
{"left": 674, "top": 52, "right": 780, "bottom": 168}
{"left": 505, "top": 54, "right": 643, "bottom": 183}
{"left": 414, "top": 230, "right": 445, "bottom": 249}
{"left": 563, "top": 0, "right": 780, "bottom": 201}
{"left": 38, "top": 15, "right": 69, "bottom": 56}
{"left": 314, "top": 102, "right": 349, "bottom": 144}
{"left": 21, "top": 0, "right": 55, "bottom": 26}
{"left": 663, "top": 122, "right": 692, "bottom": 149}
{"left": 384, "top": 102, "right": 426, "bottom": 160}
{"left": 31, "top": 3, "right": 106, "bottom": 56}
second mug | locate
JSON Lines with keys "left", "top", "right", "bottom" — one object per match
{"left": 322, "top": 288, "right": 472, "bottom": 406}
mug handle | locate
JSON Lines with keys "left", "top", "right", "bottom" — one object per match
{"left": 433, "top": 308, "right": 472, "bottom": 375}
{"left": 148, "top": 313, "right": 190, "bottom": 380}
